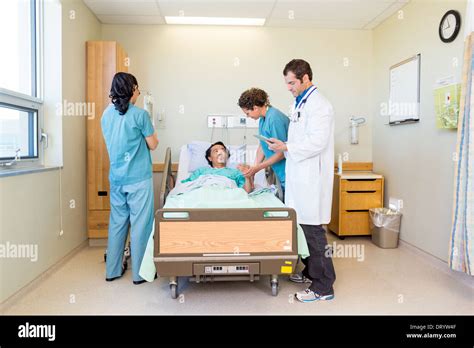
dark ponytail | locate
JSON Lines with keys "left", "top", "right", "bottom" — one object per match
{"left": 109, "top": 72, "right": 138, "bottom": 115}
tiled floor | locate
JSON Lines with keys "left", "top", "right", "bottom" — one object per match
{"left": 2, "top": 235, "right": 473, "bottom": 315}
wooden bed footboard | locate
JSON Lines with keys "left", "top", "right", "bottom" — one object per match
{"left": 154, "top": 208, "right": 297, "bottom": 257}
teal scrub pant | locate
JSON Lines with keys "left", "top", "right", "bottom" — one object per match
{"left": 106, "top": 177, "right": 154, "bottom": 282}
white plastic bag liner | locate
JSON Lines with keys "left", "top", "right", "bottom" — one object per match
{"left": 369, "top": 208, "right": 402, "bottom": 233}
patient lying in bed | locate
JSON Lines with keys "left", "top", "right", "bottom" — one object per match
{"left": 180, "top": 141, "right": 254, "bottom": 193}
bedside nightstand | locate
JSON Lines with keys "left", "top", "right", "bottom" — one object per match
{"left": 328, "top": 172, "right": 384, "bottom": 238}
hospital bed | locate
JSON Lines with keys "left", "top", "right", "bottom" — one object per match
{"left": 154, "top": 144, "right": 298, "bottom": 299}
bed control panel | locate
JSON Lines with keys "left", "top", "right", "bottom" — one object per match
{"left": 206, "top": 265, "right": 248, "bottom": 274}
{"left": 194, "top": 263, "right": 259, "bottom": 276}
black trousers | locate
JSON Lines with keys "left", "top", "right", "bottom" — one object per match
{"left": 300, "top": 224, "right": 336, "bottom": 295}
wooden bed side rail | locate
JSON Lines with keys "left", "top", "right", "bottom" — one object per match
{"left": 154, "top": 208, "right": 298, "bottom": 256}
{"left": 158, "top": 147, "right": 174, "bottom": 209}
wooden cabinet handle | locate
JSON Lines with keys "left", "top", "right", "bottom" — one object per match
{"left": 346, "top": 190, "right": 377, "bottom": 193}
{"left": 346, "top": 179, "right": 376, "bottom": 181}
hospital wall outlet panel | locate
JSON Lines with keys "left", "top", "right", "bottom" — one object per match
{"left": 207, "top": 115, "right": 258, "bottom": 128}
{"left": 208, "top": 115, "right": 227, "bottom": 128}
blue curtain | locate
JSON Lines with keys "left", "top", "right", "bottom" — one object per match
{"left": 450, "top": 33, "right": 474, "bottom": 275}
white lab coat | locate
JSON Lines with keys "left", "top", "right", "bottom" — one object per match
{"left": 284, "top": 88, "right": 335, "bottom": 225}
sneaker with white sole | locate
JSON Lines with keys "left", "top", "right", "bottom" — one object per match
{"left": 295, "top": 289, "right": 335, "bottom": 303}
{"left": 289, "top": 273, "right": 312, "bottom": 284}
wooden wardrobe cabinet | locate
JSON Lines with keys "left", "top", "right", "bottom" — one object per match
{"left": 86, "top": 41, "right": 128, "bottom": 238}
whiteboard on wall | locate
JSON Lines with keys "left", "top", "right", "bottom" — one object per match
{"left": 389, "top": 54, "right": 421, "bottom": 125}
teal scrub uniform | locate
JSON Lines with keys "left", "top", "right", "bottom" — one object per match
{"left": 101, "top": 103, "right": 155, "bottom": 282}
{"left": 259, "top": 106, "right": 289, "bottom": 189}
{"left": 182, "top": 167, "right": 246, "bottom": 188}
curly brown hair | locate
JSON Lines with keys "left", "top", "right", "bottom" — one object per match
{"left": 238, "top": 88, "right": 270, "bottom": 110}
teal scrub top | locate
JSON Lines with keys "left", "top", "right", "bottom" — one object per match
{"left": 101, "top": 103, "right": 155, "bottom": 186}
{"left": 258, "top": 106, "right": 289, "bottom": 188}
{"left": 182, "top": 167, "right": 246, "bottom": 188}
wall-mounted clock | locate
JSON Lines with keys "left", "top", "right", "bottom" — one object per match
{"left": 439, "top": 10, "right": 461, "bottom": 43}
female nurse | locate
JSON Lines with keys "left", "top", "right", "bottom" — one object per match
{"left": 101, "top": 72, "right": 159, "bottom": 284}
{"left": 238, "top": 88, "right": 289, "bottom": 196}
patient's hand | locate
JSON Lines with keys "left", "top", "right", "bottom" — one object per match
{"left": 243, "top": 174, "right": 254, "bottom": 194}
{"left": 242, "top": 165, "right": 260, "bottom": 178}
{"left": 238, "top": 164, "right": 260, "bottom": 179}
{"left": 237, "top": 164, "right": 250, "bottom": 173}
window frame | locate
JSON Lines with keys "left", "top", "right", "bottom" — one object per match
{"left": 0, "top": 0, "right": 44, "bottom": 168}
{"left": 0, "top": 101, "right": 39, "bottom": 160}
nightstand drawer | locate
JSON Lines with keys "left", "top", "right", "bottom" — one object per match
{"left": 340, "top": 211, "right": 370, "bottom": 235}
{"left": 341, "top": 179, "right": 382, "bottom": 192}
{"left": 341, "top": 191, "right": 382, "bottom": 210}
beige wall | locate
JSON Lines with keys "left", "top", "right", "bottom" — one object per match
{"left": 372, "top": 0, "right": 467, "bottom": 261}
{"left": 101, "top": 25, "right": 374, "bottom": 163}
{"left": 0, "top": 0, "right": 101, "bottom": 303}
{"left": 0, "top": 170, "right": 61, "bottom": 303}
{"left": 60, "top": 0, "right": 101, "bottom": 256}
{"left": 43, "top": 0, "right": 63, "bottom": 166}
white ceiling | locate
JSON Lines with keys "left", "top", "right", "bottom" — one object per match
{"left": 83, "top": 0, "right": 410, "bottom": 30}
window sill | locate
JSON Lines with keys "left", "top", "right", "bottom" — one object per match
{"left": 0, "top": 165, "right": 62, "bottom": 178}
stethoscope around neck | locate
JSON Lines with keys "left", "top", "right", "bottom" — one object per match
{"left": 290, "top": 85, "right": 317, "bottom": 122}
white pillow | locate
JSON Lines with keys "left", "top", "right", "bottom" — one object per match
{"left": 227, "top": 144, "right": 247, "bottom": 169}
{"left": 186, "top": 142, "right": 247, "bottom": 172}
{"left": 187, "top": 141, "right": 211, "bottom": 172}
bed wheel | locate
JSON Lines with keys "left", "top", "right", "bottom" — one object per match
{"left": 271, "top": 282, "right": 279, "bottom": 296}
{"left": 270, "top": 275, "right": 279, "bottom": 296}
{"left": 170, "top": 284, "right": 178, "bottom": 299}
{"left": 170, "top": 277, "right": 178, "bottom": 299}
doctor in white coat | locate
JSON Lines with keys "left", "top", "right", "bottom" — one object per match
{"left": 268, "top": 59, "right": 336, "bottom": 303}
